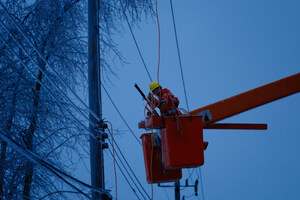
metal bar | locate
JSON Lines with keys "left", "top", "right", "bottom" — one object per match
{"left": 189, "top": 73, "right": 300, "bottom": 125}
{"left": 203, "top": 123, "right": 267, "bottom": 130}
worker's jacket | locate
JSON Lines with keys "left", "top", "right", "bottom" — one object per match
{"left": 154, "top": 88, "right": 181, "bottom": 116}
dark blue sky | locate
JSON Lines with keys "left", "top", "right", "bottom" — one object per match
{"left": 76, "top": 1, "right": 300, "bottom": 199}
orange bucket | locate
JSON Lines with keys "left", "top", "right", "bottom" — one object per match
{"left": 140, "top": 133, "right": 182, "bottom": 183}
{"left": 161, "top": 116, "right": 204, "bottom": 169}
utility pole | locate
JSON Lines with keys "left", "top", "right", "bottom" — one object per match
{"left": 88, "top": 0, "right": 108, "bottom": 199}
{"left": 175, "top": 181, "right": 180, "bottom": 200}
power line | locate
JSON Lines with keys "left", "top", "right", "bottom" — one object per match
{"left": 107, "top": 129, "right": 150, "bottom": 199}
{"left": 1, "top": 3, "right": 152, "bottom": 199}
{"left": 169, "top": 1, "right": 205, "bottom": 199}
{"left": 1, "top": 24, "right": 148, "bottom": 200}
{"left": 1, "top": 12, "right": 147, "bottom": 197}
{"left": 0, "top": 129, "right": 110, "bottom": 198}
{"left": 119, "top": 0, "right": 153, "bottom": 82}
{"left": 169, "top": 0, "right": 190, "bottom": 112}
{"left": 107, "top": 144, "right": 144, "bottom": 200}
{"left": 107, "top": 146, "right": 143, "bottom": 200}
{"left": 101, "top": 85, "right": 142, "bottom": 145}
{"left": 198, "top": 167, "right": 205, "bottom": 200}
{"left": 1, "top": 2, "right": 146, "bottom": 190}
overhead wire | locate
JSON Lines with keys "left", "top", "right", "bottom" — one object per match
{"left": 0, "top": 2, "right": 157, "bottom": 199}
{"left": 1, "top": 10, "right": 147, "bottom": 200}
{"left": 106, "top": 147, "right": 142, "bottom": 200}
{"left": 1, "top": 17, "right": 145, "bottom": 200}
{"left": 169, "top": 1, "right": 205, "bottom": 199}
{"left": 1, "top": 30, "right": 147, "bottom": 199}
{"left": 101, "top": 85, "right": 142, "bottom": 145}
{"left": 107, "top": 132, "right": 149, "bottom": 200}
{"left": 169, "top": 0, "right": 190, "bottom": 112}
{"left": 119, "top": 0, "right": 152, "bottom": 82}
{"left": 1, "top": 25, "right": 148, "bottom": 200}
{"left": 107, "top": 129, "right": 151, "bottom": 200}
{"left": 105, "top": 121, "right": 118, "bottom": 200}
{"left": 198, "top": 167, "right": 205, "bottom": 200}
{"left": 0, "top": 129, "right": 110, "bottom": 198}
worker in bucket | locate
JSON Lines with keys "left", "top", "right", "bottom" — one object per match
{"left": 147, "top": 81, "right": 182, "bottom": 116}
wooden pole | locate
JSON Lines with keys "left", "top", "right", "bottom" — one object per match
{"left": 88, "top": 0, "right": 105, "bottom": 199}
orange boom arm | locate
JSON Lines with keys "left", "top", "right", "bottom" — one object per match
{"left": 189, "top": 73, "right": 300, "bottom": 126}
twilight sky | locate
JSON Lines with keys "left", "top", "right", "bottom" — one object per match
{"left": 77, "top": 0, "right": 300, "bottom": 199}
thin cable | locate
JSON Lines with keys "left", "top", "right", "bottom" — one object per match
{"left": 106, "top": 121, "right": 117, "bottom": 200}
{"left": 169, "top": 0, "right": 190, "bottom": 112}
{"left": 199, "top": 167, "right": 205, "bottom": 200}
{"left": 107, "top": 129, "right": 150, "bottom": 199}
{"left": 0, "top": 1, "right": 101, "bottom": 123}
{"left": 101, "top": 85, "right": 141, "bottom": 145}
{"left": 163, "top": 188, "right": 171, "bottom": 200}
{"left": 106, "top": 139, "right": 148, "bottom": 200}
{"left": 119, "top": 0, "right": 152, "bottom": 82}
{"left": 107, "top": 147, "right": 142, "bottom": 200}
{"left": 156, "top": 0, "right": 161, "bottom": 83}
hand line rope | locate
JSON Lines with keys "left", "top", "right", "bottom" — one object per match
{"left": 156, "top": 0, "right": 161, "bottom": 84}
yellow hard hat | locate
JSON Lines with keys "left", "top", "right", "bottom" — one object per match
{"left": 149, "top": 81, "right": 160, "bottom": 91}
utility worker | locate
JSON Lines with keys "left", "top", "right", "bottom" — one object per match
{"left": 147, "top": 81, "right": 182, "bottom": 116}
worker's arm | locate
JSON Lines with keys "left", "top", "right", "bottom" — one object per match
{"left": 147, "top": 93, "right": 159, "bottom": 107}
